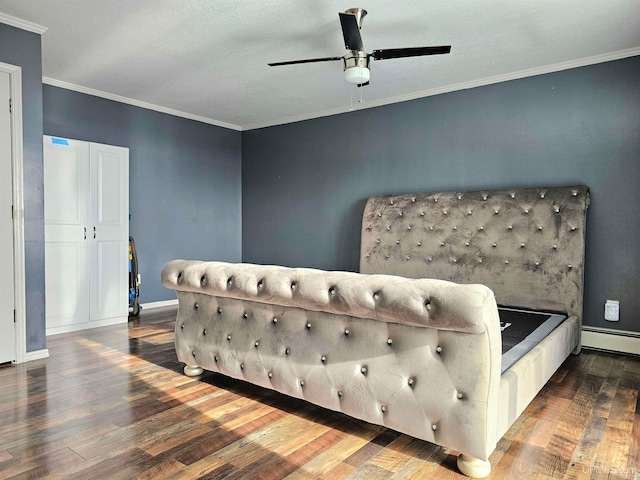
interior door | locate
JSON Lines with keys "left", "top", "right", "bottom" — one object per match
{"left": 89, "top": 143, "right": 129, "bottom": 322}
{"left": 0, "top": 71, "right": 15, "bottom": 363}
{"left": 43, "top": 136, "right": 90, "bottom": 328}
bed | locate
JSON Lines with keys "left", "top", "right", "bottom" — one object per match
{"left": 161, "top": 185, "right": 589, "bottom": 477}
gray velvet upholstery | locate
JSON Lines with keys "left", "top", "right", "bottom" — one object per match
{"left": 360, "top": 186, "right": 589, "bottom": 321}
{"left": 161, "top": 184, "right": 589, "bottom": 474}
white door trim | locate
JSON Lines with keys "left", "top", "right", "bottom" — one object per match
{"left": 0, "top": 62, "right": 27, "bottom": 364}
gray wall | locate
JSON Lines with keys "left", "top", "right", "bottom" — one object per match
{"left": 43, "top": 86, "right": 243, "bottom": 305}
{"left": 242, "top": 56, "right": 640, "bottom": 332}
{"left": 0, "top": 23, "right": 45, "bottom": 352}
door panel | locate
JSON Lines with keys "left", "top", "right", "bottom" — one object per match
{"left": 90, "top": 143, "right": 129, "bottom": 322}
{"left": 0, "top": 71, "right": 14, "bottom": 363}
{"left": 44, "top": 136, "right": 90, "bottom": 328}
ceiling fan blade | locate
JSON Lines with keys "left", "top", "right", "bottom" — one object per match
{"left": 372, "top": 45, "right": 451, "bottom": 61}
{"left": 268, "top": 56, "right": 342, "bottom": 67}
{"left": 339, "top": 12, "right": 364, "bottom": 51}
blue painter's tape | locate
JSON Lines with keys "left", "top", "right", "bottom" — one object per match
{"left": 51, "top": 137, "right": 69, "bottom": 146}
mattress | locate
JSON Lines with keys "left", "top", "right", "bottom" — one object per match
{"left": 499, "top": 307, "right": 567, "bottom": 374}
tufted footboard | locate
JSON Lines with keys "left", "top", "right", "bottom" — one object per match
{"left": 161, "top": 260, "right": 502, "bottom": 467}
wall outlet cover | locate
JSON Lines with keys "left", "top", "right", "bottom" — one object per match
{"left": 604, "top": 300, "right": 620, "bottom": 321}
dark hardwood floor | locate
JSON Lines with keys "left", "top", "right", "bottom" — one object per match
{"left": 1, "top": 307, "right": 638, "bottom": 479}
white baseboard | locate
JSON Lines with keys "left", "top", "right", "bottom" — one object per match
{"left": 46, "top": 315, "right": 128, "bottom": 336}
{"left": 24, "top": 348, "right": 50, "bottom": 362}
{"left": 140, "top": 299, "right": 178, "bottom": 310}
{"left": 581, "top": 327, "right": 640, "bottom": 355}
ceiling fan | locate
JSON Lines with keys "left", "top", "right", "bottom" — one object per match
{"left": 268, "top": 8, "right": 451, "bottom": 87}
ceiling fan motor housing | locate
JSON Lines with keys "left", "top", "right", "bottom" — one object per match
{"left": 343, "top": 50, "right": 370, "bottom": 84}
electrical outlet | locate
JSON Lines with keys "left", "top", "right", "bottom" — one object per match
{"left": 604, "top": 300, "right": 619, "bottom": 321}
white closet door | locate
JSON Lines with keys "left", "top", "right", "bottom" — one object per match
{"left": 0, "top": 71, "right": 15, "bottom": 363}
{"left": 89, "top": 143, "right": 129, "bottom": 323}
{"left": 44, "top": 136, "right": 91, "bottom": 328}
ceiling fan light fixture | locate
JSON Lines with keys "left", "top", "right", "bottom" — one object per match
{"left": 344, "top": 66, "right": 370, "bottom": 84}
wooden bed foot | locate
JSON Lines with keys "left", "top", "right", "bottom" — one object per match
{"left": 456, "top": 454, "right": 491, "bottom": 478}
{"left": 184, "top": 364, "right": 204, "bottom": 377}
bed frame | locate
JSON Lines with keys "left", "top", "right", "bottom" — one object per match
{"left": 161, "top": 185, "right": 589, "bottom": 477}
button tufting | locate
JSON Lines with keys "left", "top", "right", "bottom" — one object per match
{"left": 381, "top": 405, "right": 387, "bottom": 413}
{"left": 436, "top": 346, "right": 442, "bottom": 354}
{"left": 457, "top": 392, "right": 464, "bottom": 399}
{"left": 272, "top": 317, "right": 278, "bottom": 324}
{"left": 227, "top": 334, "right": 232, "bottom": 341}
{"left": 417, "top": 241, "right": 422, "bottom": 246}
{"left": 361, "top": 366, "right": 368, "bottom": 375}
{"left": 180, "top": 324, "right": 184, "bottom": 329}
{"left": 300, "top": 380, "right": 305, "bottom": 387}
{"left": 344, "top": 328, "right": 350, "bottom": 336}
{"left": 243, "top": 312, "right": 248, "bottom": 319}
{"left": 373, "top": 292, "right": 380, "bottom": 300}
{"left": 494, "top": 209, "right": 500, "bottom": 214}
{"left": 321, "top": 355, "right": 327, "bottom": 363}
{"left": 290, "top": 282, "right": 297, "bottom": 290}
{"left": 214, "top": 355, "right": 218, "bottom": 362}
{"left": 254, "top": 341, "right": 259, "bottom": 348}
{"left": 338, "top": 391, "right": 343, "bottom": 398}
{"left": 432, "top": 424, "right": 438, "bottom": 431}
{"left": 202, "top": 329, "right": 206, "bottom": 335}
{"left": 268, "top": 371, "right": 273, "bottom": 378}
{"left": 257, "top": 280, "right": 264, "bottom": 289}
{"left": 217, "top": 307, "right": 222, "bottom": 314}
{"left": 387, "top": 338, "right": 393, "bottom": 345}
{"left": 329, "top": 287, "right": 336, "bottom": 295}
{"left": 306, "top": 322, "right": 312, "bottom": 329}
{"left": 408, "top": 378, "right": 415, "bottom": 386}
{"left": 200, "top": 275, "right": 207, "bottom": 286}
{"left": 227, "top": 277, "right": 233, "bottom": 286}
{"left": 192, "top": 351, "right": 196, "bottom": 357}
{"left": 240, "top": 363, "right": 244, "bottom": 370}
{"left": 285, "top": 348, "right": 290, "bottom": 355}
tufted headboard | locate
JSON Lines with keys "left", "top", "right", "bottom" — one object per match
{"left": 360, "top": 186, "right": 589, "bottom": 321}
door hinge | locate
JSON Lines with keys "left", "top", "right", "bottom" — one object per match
{"left": 9, "top": 98, "right": 12, "bottom": 114}
{"left": 14, "top": 310, "right": 16, "bottom": 323}
{"left": 11, "top": 205, "right": 15, "bottom": 219}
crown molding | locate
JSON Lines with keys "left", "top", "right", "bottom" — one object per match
{"left": 0, "top": 12, "right": 47, "bottom": 34}
{"left": 42, "top": 77, "right": 243, "bottom": 131}
{"left": 39, "top": 46, "right": 640, "bottom": 132}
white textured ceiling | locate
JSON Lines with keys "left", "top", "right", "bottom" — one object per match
{"left": 1, "top": 0, "right": 639, "bottom": 130}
